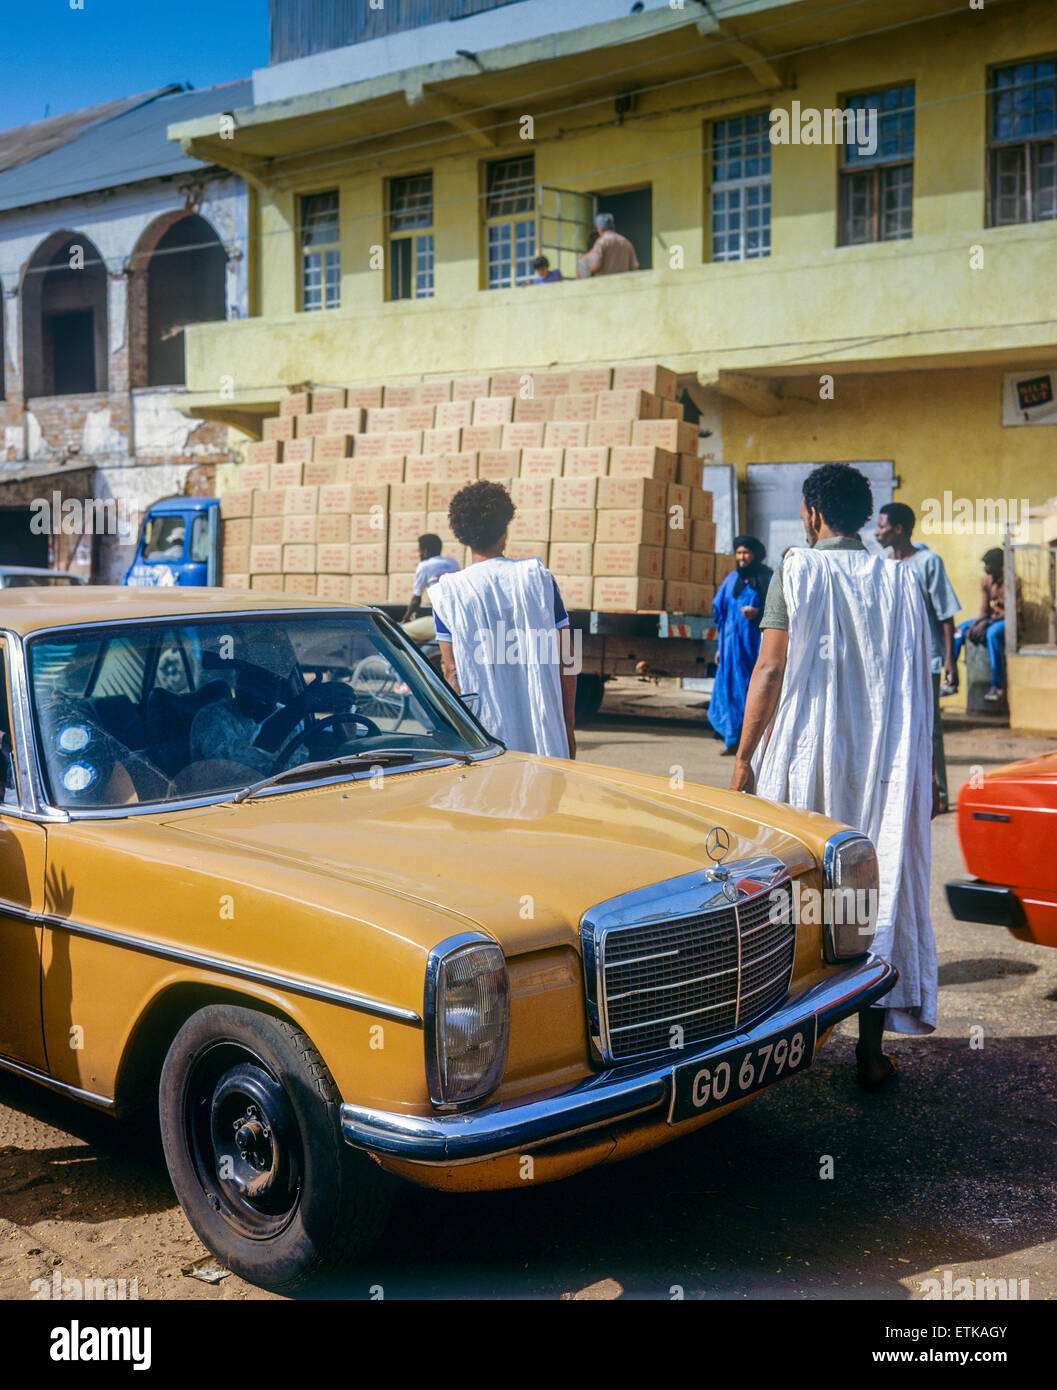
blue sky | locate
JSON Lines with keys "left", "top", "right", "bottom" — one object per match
{"left": 3, "top": 0, "right": 270, "bottom": 129}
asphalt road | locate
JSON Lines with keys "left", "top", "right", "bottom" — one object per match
{"left": 1, "top": 682, "right": 1054, "bottom": 1301}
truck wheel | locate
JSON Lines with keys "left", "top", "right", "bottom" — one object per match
{"left": 159, "top": 1003, "right": 392, "bottom": 1293}
{"left": 575, "top": 674, "right": 605, "bottom": 722}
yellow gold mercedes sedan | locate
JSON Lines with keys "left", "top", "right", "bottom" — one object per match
{"left": 0, "top": 588, "right": 893, "bottom": 1291}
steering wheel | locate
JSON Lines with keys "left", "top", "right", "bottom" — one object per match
{"left": 259, "top": 686, "right": 382, "bottom": 775}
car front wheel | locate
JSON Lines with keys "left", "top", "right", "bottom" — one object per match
{"left": 159, "top": 1003, "right": 391, "bottom": 1292}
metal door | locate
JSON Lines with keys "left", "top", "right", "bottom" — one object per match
{"left": 702, "top": 465, "right": 737, "bottom": 555}
{"left": 743, "top": 461, "right": 896, "bottom": 569}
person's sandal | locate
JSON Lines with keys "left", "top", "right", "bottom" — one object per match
{"left": 984, "top": 686, "right": 1004, "bottom": 703}
{"left": 855, "top": 1042, "right": 900, "bottom": 1092}
{"left": 939, "top": 677, "right": 958, "bottom": 696}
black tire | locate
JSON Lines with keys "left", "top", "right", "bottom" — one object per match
{"left": 575, "top": 673, "right": 606, "bottom": 722}
{"left": 158, "top": 1004, "right": 392, "bottom": 1293}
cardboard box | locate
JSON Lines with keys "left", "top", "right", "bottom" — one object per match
{"left": 391, "top": 482, "right": 429, "bottom": 512}
{"left": 436, "top": 399, "right": 473, "bottom": 428}
{"left": 236, "top": 464, "right": 269, "bottom": 493}
{"left": 441, "top": 451, "right": 479, "bottom": 482}
{"left": 691, "top": 487, "right": 713, "bottom": 519}
{"left": 280, "top": 438, "right": 313, "bottom": 466}
{"left": 424, "top": 427, "right": 462, "bottom": 454}
{"left": 344, "top": 386, "right": 384, "bottom": 409}
{"left": 544, "top": 421, "right": 590, "bottom": 450}
{"left": 587, "top": 419, "right": 633, "bottom": 448}
{"left": 404, "top": 455, "right": 445, "bottom": 484}
{"left": 608, "top": 447, "right": 678, "bottom": 483}
{"left": 316, "top": 543, "right": 350, "bottom": 573}
{"left": 282, "top": 544, "right": 315, "bottom": 574}
{"left": 416, "top": 379, "right": 453, "bottom": 405}
{"left": 279, "top": 392, "right": 309, "bottom": 418}
{"left": 350, "top": 513, "right": 386, "bottom": 544}
{"left": 631, "top": 418, "right": 698, "bottom": 454}
{"left": 365, "top": 406, "right": 401, "bottom": 433}
{"left": 568, "top": 367, "right": 613, "bottom": 394}
{"left": 698, "top": 583, "right": 716, "bottom": 611}
{"left": 426, "top": 511, "right": 456, "bottom": 540}
{"left": 550, "top": 510, "right": 596, "bottom": 544}
{"left": 281, "top": 515, "right": 318, "bottom": 546}
{"left": 316, "top": 574, "right": 351, "bottom": 602}
{"left": 552, "top": 574, "right": 594, "bottom": 608}
{"left": 327, "top": 408, "right": 365, "bottom": 435}
{"left": 282, "top": 486, "right": 318, "bottom": 516}
{"left": 348, "top": 483, "right": 388, "bottom": 511}
{"left": 318, "top": 484, "right": 351, "bottom": 514}
{"left": 427, "top": 481, "right": 461, "bottom": 511}
{"left": 313, "top": 434, "right": 354, "bottom": 462}
{"left": 563, "top": 446, "right": 609, "bottom": 478}
{"left": 282, "top": 574, "right": 316, "bottom": 597}
{"left": 452, "top": 375, "right": 490, "bottom": 402}
{"left": 252, "top": 488, "right": 286, "bottom": 517}
{"left": 596, "top": 389, "right": 662, "bottom": 421}
{"left": 596, "top": 477, "right": 668, "bottom": 512}
{"left": 271, "top": 460, "right": 305, "bottom": 489}
{"left": 356, "top": 432, "right": 417, "bottom": 459}
{"left": 222, "top": 544, "right": 250, "bottom": 574}
{"left": 553, "top": 476, "right": 598, "bottom": 509}
{"left": 664, "top": 579, "right": 699, "bottom": 613}
{"left": 296, "top": 412, "right": 332, "bottom": 438}
{"left": 691, "top": 520, "right": 717, "bottom": 552}
{"left": 713, "top": 553, "right": 736, "bottom": 584}
{"left": 461, "top": 425, "right": 503, "bottom": 452}
{"left": 593, "top": 543, "right": 664, "bottom": 579}
{"left": 382, "top": 383, "right": 418, "bottom": 408}
{"left": 363, "top": 457, "right": 405, "bottom": 485}
{"left": 667, "top": 482, "right": 691, "bottom": 517}
{"left": 505, "top": 540, "right": 549, "bottom": 562}
{"left": 501, "top": 422, "right": 545, "bottom": 450}
{"left": 664, "top": 549, "right": 692, "bottom": 583}
{"left": 612, "top": 363, "right": 678, "bottom": 400}
{"left": 317, "top": 513, "right": 351, "bottom": 545}
{"left": 513, "top": 396, "right": 555, "bottom": 422}
{"left": 535, "top": 369, "right": 573, "bottom": 397}
{"left": 472, "top": 396, "right": 514, "bottom": 426}
{"left": 552, "top": 393, "right": 597, "bottom": 422}
{"left": 666, "top": 513, "right": 690, "bottom": 550}
{"left": 248, "top": 440, "right": 280, "bottom": 467}
{"left": 592, "top": 576, "right": 664, "bottom": 612}
{"left": 223, "top": 517, "right": 251, "bottom": 547}
{"left": 485, "top": 371, "right": 520, "bottom": 396}
{"left": 521, "top": 448, "right": 564, "bottom": 479}
{"left": 595, "top": 510, "right": 667, "bottom": 547}
{"left": 678, "top": 454, "right": 704, "bottom": 489}
{"left": 387, "top": 572, "right": 416, "bottom": 604}
{"left": 310, "top": 387, "right": 347, "bottom": 415}
{"left": 509, "top": 478, "right": 552, "bottom": 509}
{"left": 262, "top": 416, "right": 294, "bottom": 442}
{"left": 345, "top": 575, "right": 386, "bottom": 604}
{"left": 508, "top": 509, "right": 551, "bottom": 542}
{"left": 301, "top": 461, "right": 339, "bottom": 487}
{"left": 250, "top": 543, "right": 282, "bottom": 574}
{"left": 478, "top": 449, "right": 520, "bottom": 480}
{"left": 224, "top": 573, "right": 250, "bottom": 590}
{"left": 549, "top": 542, "right": 593, "bottom": 574}
{"left": 390, "top": 511, "right": 428, "bottom": 543}
{"left": 398, "top": 404, "right": 436, "bottom": 430}
{"left": 388, "top": 541, "right": 422, "bottom": 572}
{"left": 348, "top": 542, "right": 387, "bottom": 574}
{"left": 662, "top": 398, "right": 683, "bottom": 419}
{"left": 690, "top": 552, "right": 715, "bottom": 586}
{"left": 251, "top": 516, "right": 284, "bottom": 546}
{"left": 251, "top": 573, "right": 284, "bottom": 592}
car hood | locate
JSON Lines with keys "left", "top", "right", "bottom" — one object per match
{"left": 161, "top": 753, "right": 823, "bottom": 954}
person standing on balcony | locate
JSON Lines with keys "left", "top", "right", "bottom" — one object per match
{"left": 527, "top": 255, "right": 562, "bottom": 284}
{"left": 875, "top": 503, "right": 960, "bottom": 813}
{"left": 729, "top": 464, "right": 939, "bottom": 1089}
{"left": 579, "top": 212, "right": 639, "bottom": 276}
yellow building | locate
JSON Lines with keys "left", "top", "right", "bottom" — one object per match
{"left": 171, "top": 0, "right": 1057, "bottom": 732}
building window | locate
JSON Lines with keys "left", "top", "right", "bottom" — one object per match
{"left": 484, "top": 155, "right": 535, "bottom": 288}
{"left": 711, "top": 114, "right": 771, "bottom": 261}
{"left": 839, "top": 84, "right": 915, "bottom": 245}
{"left": 989, "top": 59, "right": 1057, "bottom": 226}
{"left": 300, "top": 190, "right": 340, "bottom": 311}
{"left": 389, "top": 173, "right": 435, "bottom": 300}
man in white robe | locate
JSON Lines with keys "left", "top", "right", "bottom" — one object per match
{"left": 729, "top": 464, "right": 939, "bottom": 1088}
{"left": 429, "top": 481, "right": 577, "bottom": 759}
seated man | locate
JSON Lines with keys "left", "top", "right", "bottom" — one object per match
{"left": 400, "top": 533, "right": 460, "bottom": 641}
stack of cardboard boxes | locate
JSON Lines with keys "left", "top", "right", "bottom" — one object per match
{"left": 218, "top": 364, "right": 731, "bottom": 612}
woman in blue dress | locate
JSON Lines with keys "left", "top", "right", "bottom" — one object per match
{"left": 708, "top": 535, "right": 772, "bottom": 755}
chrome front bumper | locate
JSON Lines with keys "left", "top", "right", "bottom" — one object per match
{"left": 340, "top": 954, "right": 896, "bottom": 1165}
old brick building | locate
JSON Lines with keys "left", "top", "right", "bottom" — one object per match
{"left": 0, "top": 82, "right": 250, "bottom": 579}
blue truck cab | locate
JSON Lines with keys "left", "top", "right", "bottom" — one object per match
{"left": 123, "top": 496, "right": 220, "bottom": 587}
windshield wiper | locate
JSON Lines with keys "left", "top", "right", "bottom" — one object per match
{"left": 231, "top": 747, "right": 475, "bottom": 804}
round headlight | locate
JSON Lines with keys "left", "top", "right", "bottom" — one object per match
{"left": 822, "top": 832, "right": 879, "bottom": 962}
{"left": 425, "top": 935, "right": 509, "bottom": 1109}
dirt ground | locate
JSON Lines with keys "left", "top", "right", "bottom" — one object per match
{"left": 1, "top": 685, "right": 1054, "bottom": 1301}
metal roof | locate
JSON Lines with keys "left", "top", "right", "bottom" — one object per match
{"left": 0, "top": 81, "right": 253, "bottom": 214}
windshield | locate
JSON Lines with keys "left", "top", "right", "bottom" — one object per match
{"left": 142, "top": 516, "right": 187, "bottom": 562}
{"left": 26, "top": 612, "right": 491, "bottom": 810}
{"left": 2, "top": 573, "right": 80, "bottom": 587}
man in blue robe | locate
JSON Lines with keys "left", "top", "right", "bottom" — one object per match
{"left": 708, "top": 535, "right": 772, "bottom": 755}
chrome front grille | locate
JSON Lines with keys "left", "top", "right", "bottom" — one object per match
{"left": 581, "top": 857, "right": 797, "bottom": 1063}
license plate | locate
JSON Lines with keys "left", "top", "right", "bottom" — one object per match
{"left": 668, "top": 1017, "right": 818, "bottom": 1125}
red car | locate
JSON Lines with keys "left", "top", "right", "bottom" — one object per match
{"left": 946, "top": 750, "right": 1057, "bottom": 948}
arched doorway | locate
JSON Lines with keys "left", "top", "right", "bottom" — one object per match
{"left": 22, "top": 231, "right": 108, "bottom": 398}
{"left": 138, "top": 214, "right": 226, "bottom": 387}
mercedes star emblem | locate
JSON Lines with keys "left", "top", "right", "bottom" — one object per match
{"left": 705, "top": 825, "right": 732, "bottom": 864}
